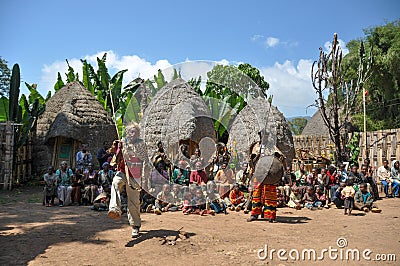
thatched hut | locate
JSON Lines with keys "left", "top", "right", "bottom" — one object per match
{"left": 35, "top": 82, "right": 117, "bottom": 172}
{"left": 141, "top": 78, "right": 216, "bottom": 162}
{"left": 301, "top": 109, "right": 329, "bottom": 136}
{"left": 227, "top": 97, "right": 295, "bottom": 165}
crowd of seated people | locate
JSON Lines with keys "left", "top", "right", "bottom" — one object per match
{"left": 44, "top": 141, "right": 399, "bottom": 218}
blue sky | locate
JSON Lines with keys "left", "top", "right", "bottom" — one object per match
{"left": 1, "top": 0, "right": 399, "bottom": 117}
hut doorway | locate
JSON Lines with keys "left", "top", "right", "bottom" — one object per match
{"left": 50, "top": 137, "right": 81, "bottom": 169}
{"left": 179, "top": 139, "right": 198, "bottom": 158}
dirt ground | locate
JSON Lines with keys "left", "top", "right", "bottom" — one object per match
{"left": 0, "top": 186, "right": 399, "bottom": 266}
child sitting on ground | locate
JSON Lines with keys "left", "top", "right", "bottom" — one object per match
{"left": 287, "top": 187, "right": 303, "bottom": 210}
{"left": 182, "top": 191, "right": 194, "bottom": 215}
{"left": 277, "top": 188, "right": 286, "bottom": 208}
{"left": 315, "top": 186, "right": 328, "bottom": 208}
{"left": 171, "top": 184, "right": 184, "bottom": 210}
{"left": 154, "top": 184, "right": 176, "bottom": 215}
{"left": 341, "top": 179, "right": 355, "bottom": 215}
{"left": 333, "top": 182, "right": 346, "bottom": 208}
{"left": 229, "top": 183, "right": 245, "bottom": 211}
{"left": 191, "top": 188, "right": 207, "bottom": 215}
{"left": 206, "top": 181, "right": 227, "bottom": 214}
{"left": 302, "top": 186, "right": 321, "bottom": 210}
{"left": 354, "top": 183, "right": 381, "bottom": 213}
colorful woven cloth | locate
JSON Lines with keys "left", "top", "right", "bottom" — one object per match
{"left": 251, "top": 183, "right": 277, "bottom": 220}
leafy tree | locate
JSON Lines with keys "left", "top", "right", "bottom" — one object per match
{"left": 0, "top": 57, "right": 11, "bottom": 97}
{"left": 343, "top": 19, "right": 400, "bottom": 130}
{"left": 201, "top": 63, "right": 269, "bottom": 142}
{"left": 288, "top": 117, "right": 308, "bottom": 135}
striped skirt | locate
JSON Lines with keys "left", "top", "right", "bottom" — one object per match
{"left": 251, "top": 183, "right": 277, "bottom": 220}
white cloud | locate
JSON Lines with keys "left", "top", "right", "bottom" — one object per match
{"left": 265, "top": 37, "right": 280, "bottom": 48}
{"left": 251, "top": 34, "right": 264, "bottom": 42}
{"left": 38, "top": 51, "right": 172, "bottom": 96}
{"left": 323, "top": 38, "right": 349, "bottom": 56}
{"left": 37, "top": 51, "right": 319, "bottom": 118}
{"left": 261, "top": 59, "right": 318, "bottom": 117}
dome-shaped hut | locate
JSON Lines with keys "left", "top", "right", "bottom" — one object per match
{"left": 35, "top": 82, "right": 118, "bottom": 171}
{"left": 227, "top": 97, "right": 295, "bottom": 165}
{"left": 141, "top": 78, "right": 216, "bottom": 163}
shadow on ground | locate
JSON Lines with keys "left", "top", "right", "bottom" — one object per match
{"left": 0, "top": 186, "right": 125, "bottom": 265}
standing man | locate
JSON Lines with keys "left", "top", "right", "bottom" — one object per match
{"left": 76, "top": 144, "right": 92, "bottom": 172}
{"left": 107, "top": 123, "right": 149, "bottom": 238}
{"left": 97, "top": 141, "right": 112, "bottom": 168}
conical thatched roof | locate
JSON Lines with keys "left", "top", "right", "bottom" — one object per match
{"left": 35, "top": 82, "right": 117, "bottom": 170}
{"left": 301, "top": 109, "right": 329, "bottom": 136}
{"left": 37, "top": 82, "right": 116, "bottom": 142}
{"left": 141, "top": 78, "right": 216, "bottom": 158}
{"left": 227, "top": 97, "right": 295, "bottom": 164}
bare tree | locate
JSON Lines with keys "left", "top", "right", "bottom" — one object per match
{"left": 311, "top": 33, "right": 372, "bottom": 163}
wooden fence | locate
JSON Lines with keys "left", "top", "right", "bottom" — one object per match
{"left": 293, "top": 128, "right": 400, "bottom": 169}
{"left": 0, "top": 122, "right": 33, "bottom": 190}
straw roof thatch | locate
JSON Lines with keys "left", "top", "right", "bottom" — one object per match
{"left": 301, "top": 109, "right": 329, "bottom": 136}
{"left": 141, "top": 78, "right": 216, "bottom": 159}
{"left": 227, "top": 97, "right": 295, "bottom": 164}
{"left": 35, "top": 82, "right": 117, "bottom": 170}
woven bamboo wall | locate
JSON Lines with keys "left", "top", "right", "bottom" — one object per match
{"left": 293, "top": 128, "right": 400, "bottom": 169}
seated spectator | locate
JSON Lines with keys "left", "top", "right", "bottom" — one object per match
{"left": 97, "top": 162, "right": 114, "bottom": 194}
{"left": 173, "top": 160, "right": 190, "bottom": 186}
{"left": 182, "top": 191, "right": 194, "bottom": 215}
{"left": 97, "top": 141, "right": 112, "bottom": 168}
{"left": 316, "top": 168, "right": 329, "bottom": 193}
{"left": 71, "top": 168, "right": 83, "bottom": 205}
{"left": 171, "top": 184, "right": 184, "bottom": 210}
{"left": 360, "top": 164, "right": 379, "bottom": 200}
{"left": 391, "top": 160, "right": 400, "bottom": 197}
{"left": 154, "top": 184, "right": 176, "bottom": 215}
{"left": 229, "top": 184, "right": 245, "bottom": 211}
{"left": 302, "top": 186, "right": 321, "bottom": 210}
{"left": 189, "top": 162, "right": 208, "bottom": 186}
{"left": 206, "top": 181, "right": 227, "bottom": 214}
{"left": 150, "top": 162, "right": 169, "bottom": 195}
{"left": 287, "top": 187, "right": 303, "bottom": 210}
{"left": 377, "top": 159, "right": 392, "bottom": 198}
{"left": 354, "top": 183, "right": 381, "bottom": 213}
{"left": 294, "top": 163, "right": 308, "bottom": 187}
{"left": 76, "top": 144, "right": 92, "bottom": 172}
{"left": 315, "top": 186, "right": 328, "bottom": 208}
{"left": 327, "top": 166, "right": 339, "bottom": 204}
{"left": 306, "top": 168, "right": 318, "bottom": 187}
{"left": 56, "top": 161, "right": 74, "bottom": 207}
{"left": 278, "top": 166, "right": 293, "bottom": 203}
{"left": 191, "top": 188, "right": 207, "bottom": 215}
{"left": 337, "top": 163, "right": 349, "bottom": 183}
{"left": 333, "top": 182, "right": 346, "bottom": 208}
{"left": 140, "top": 190, "right": 155, "bottom": 213}
{"left": 235, "top": 162, "right": 250, "bottom": 190}
{"left": 190, "top": 148, "right": 204, "bottom": 170}
{"left": 43, "top": 166, "right": 57, "bottom": 207}
{"left": 214, "top": 162, "right": 235, "bottom": 198}
{"left": 276, "top": 188, "right": 286, "bottom": 208}
{"left": 83, "top": 163, "right": 98, "bottom": 205}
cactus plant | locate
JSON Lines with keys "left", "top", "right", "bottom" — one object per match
{"left": 8, "top": 64, "right": 20, "bottom": 122}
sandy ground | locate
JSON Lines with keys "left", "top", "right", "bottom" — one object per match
{"left": 0, "top": 186, "right": 399, "bottom": 266}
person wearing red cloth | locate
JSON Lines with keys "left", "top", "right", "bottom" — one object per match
{"left": 190, "top": 162, "right": 208, "bottom": 185}
{"left": 107, "top": 123, "right": 149, "bottom": 238}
